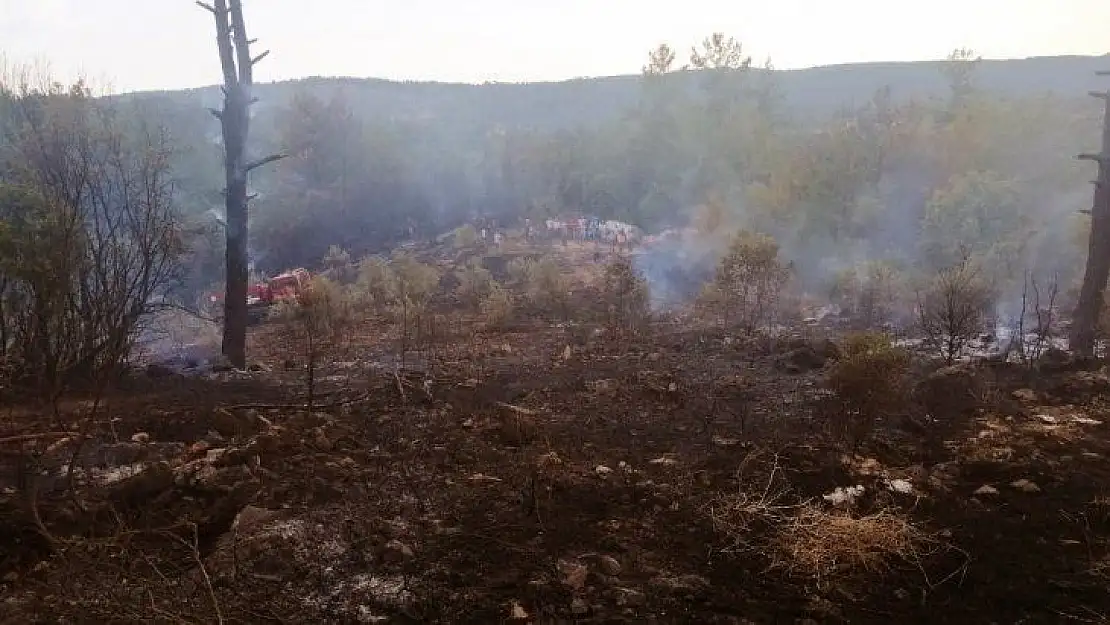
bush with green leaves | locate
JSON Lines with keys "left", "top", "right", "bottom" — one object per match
{"left": 454, "top": 258, "right": 494, "bottom": 309}
{"left": 701, "top": 230, "right": 791, "bottom": 334}
{"left": 480, "top": 283, "right": 514, "bottom": 328}
{"left": 271, "top": 275, "right": 354, "bottom": 410}
{"left": 453, "top": 224, "right": 479, "bottom": 249}
{"left": 352, "top": 255, "right": 397, "bottom": 314}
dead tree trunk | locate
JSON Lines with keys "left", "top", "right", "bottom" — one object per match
{"left": 1071, "top": 75, "right": 1110, "bottom": 359}
{"left": 199, "top": 0, "right": 283, "bottom": 368}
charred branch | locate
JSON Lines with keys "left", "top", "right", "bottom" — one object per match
{"left": 245, "top": 154, "right": 286, "bottom": 172}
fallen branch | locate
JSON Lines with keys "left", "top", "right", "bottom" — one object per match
{"left": 0, "top": 431, "right": 79, "bottom": 445}
{"left": 496, "top": 401, "right": 538, "bottom": 416}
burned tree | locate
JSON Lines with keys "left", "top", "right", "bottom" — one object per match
{"left": 1072, "top": 70, "right": 1110, "bottom": 359}
{"left": 197, "top": 0, "right": 283, "bottom": 368}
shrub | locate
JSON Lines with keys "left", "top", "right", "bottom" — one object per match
{"left": 508, "top": 257, "right": 536, "bottom": 287}
{"left": 271, "top": 275, "right": 354, "bottom": 410}
{"left": 453, "top": 224, "right": 479, "bottom": 249}
{"left": 916, "top": 258, "right": 994, "bottom": 364}
{"left": 524, "top": 257, "right": 569, "bottom": 318}
{"left": 702, "top": 231, "right": 791, "bottom": 334}
{"left": 602, "top": 255, "right": 650, "bottom": 333}
{"left": 480, "top": 283, "right": 514, "bottom": 328}
{"left": 353, "top": 256, "right": 396, "bottom": 314}
{"left": 322, "top": 244, "right": 353, "bottom": 281}
{"left": 454, "top": 259, "right": 494, "bottom": 309}
{"left": 826, "top": 332, "right": 911, "bottom": 448}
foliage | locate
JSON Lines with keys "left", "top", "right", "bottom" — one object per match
{"left": 0, "top": 80, "right": 182, "bottom": 392}
{"left": 830, "top": 261, "right": 904, "bottom": 329}
{"left": 454, "top": 259, "right": 494, "bottom": 309}
{"left": 522, "top": 256, "right": 570, "bottom": 318}
{"left": 826, "top": 332, "right": 911, "bottom": 447}
{"left": 353, "top": 255, "right": 396, "bottom": 313}
{"left": 703, "top": 230, "right": 792, "bottom": 334}
{"left": 602, "top": 255, "right": 650, "bottom": 332}
{"left": 388, "top": 252, "right": 441, "bottom": 320}
{"left": 479, "top": 283, "right": 513, "bottom": 328}
{"left": 271, "top": 275, "right": 354, "bottom": 410}
{"left": 916, "top": 259, "right": 995, "bottom": 364}
{"left": 453, "top": 224, "right": 479, "bottom": 249}
{"left": 322, "top": 245, "right": 353, "bottom": 279}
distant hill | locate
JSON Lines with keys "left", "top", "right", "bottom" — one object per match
{"left": 121, "top": 54, "right": 1110, "bottom": 133}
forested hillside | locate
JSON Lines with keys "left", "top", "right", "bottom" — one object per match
{"left": 109, "top": 43, "right": 1110, "bottom": 309}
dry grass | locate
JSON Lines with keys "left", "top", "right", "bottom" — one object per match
{"left": 772, "top": 505, "right": 932, "bottom": 589}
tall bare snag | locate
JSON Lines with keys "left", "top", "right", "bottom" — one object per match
{"left": 197, "top": 0, "right": 284, "bottom": 367}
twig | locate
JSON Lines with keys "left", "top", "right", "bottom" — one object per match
{"left": 393, "top": 370, "right": 407, "bottom": 403}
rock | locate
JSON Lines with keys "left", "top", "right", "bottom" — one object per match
{"left": 886, "top": 479, "right": 913, "bottom": 494}
{"left": 380, "top": 539, "right": 414, "bottom": 564}
{"left": 210, "top": 354, "right": 235, "bottom": 372}
{"left": 1037, "top": 347, "right": 1072, "bottom": 371}
{"left": 597, "top": 554, "right": 622, "bottom": 577}
{"left": 557, "top": 559, "right": 588, "bottom": 591}
{"left": 973, "top": 485, "right": 999, "bottom": 496}
{"left": 615, "top": 587, "right": 646, "bottom": 607}
{"left": 1010, "top": 479, "right": 1041, "bottom": 493}
{"left": 571, "top": 597, "right": 589, "bottom": 615}
{"left": 1012, "top": 388, "right": 1037, "bottom": 402}
{"left": 776, "top": 346, "right": 826, "bottom": 373}
{"left": 311, "top": 427, "right": 334, "bottom": 451}
{"left": 509, "top": 601, "right": 529, "bottom": 620}
{"left": 232, "top": 505, "right": 281, "bottom": 533}
{"left": 595, "top": 465, "right": 613, "bottom": 477}
{"left": 649, "top": 573, "right": 710, "bottom": 595}
{"left": 649, "top": 457, "right": 678, "bottom": 467}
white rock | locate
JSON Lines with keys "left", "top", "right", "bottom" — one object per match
{"left": 886, "top": 479, "right": 914, "bottom": 494}
{"left": 1010, "top": 479, "right": 1041, "bottom": 493}
{"left": 595, "top": 465, "right": 613, "bottom": 477}
{"left": 973, "top": 485, "right": 999, "bottom": 496}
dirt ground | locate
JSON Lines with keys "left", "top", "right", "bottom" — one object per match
{"left": 3, "top": 251, "right": 1110, "bottom": 623}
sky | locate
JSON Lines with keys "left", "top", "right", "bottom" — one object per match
{"left": 1, "top": 0, "right": 1109, "bottom": 94}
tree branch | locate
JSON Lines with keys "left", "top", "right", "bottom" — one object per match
{"left": 195, "top": 1, "right": 217, "bottom": 13}
{"left": 251, "top": 50, "right": 271, "bottom": 66}
{"left": 245, "top": 153, "right": 286, "bottom": 172}
{"left": 1078, "top": 152, "right": 1109, "bottom": 163}
{"left": 207, "top": 107, "right": 223, "bottom": 119}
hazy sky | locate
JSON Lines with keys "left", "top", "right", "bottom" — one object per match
{"left": 2, "top": 0, "right": 1109, "bottom": 93}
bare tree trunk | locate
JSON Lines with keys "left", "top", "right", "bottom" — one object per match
{"left": 199, "top": 0, "right": 283, "bottom": 368}
{"left": 1072, "top": 78, "right": 1110, "bottom": 359}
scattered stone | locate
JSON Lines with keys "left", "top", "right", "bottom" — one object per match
{"left": 649, "top": 573, "right": 710, "bottom": 595}
{"left": 597, "top": 554, "right": 622, "bottom": 577}
{"left": 712, "top": 435, "right": 739, "bottom": 447}
{"left": 649, "top": 456, "right": 678, "bottom": 467}
{"left": 595, "top": 465, "right": 613, "bottom": 477}
{"left": 557, "top": 559, "right": 588, "bottom": 591}
{"left": 130, "top": 432, "right": 151, "bottom": 444}
{"left": 615, "top": 587, "right": 646, "bottom": 607}
{"left": 380, "top": 539, "right": 414, "bottom": 564}
{"left": 1073, "top": 415, "right": 1104, "bottom": 426}
{"left": 1036, "top": 414, "right": 1058, "bottom": 424}
{"left": 232, "top": 505, "right": 281, "bottom": 533}
{"left": 571, "top": 596, "right": 589, "bottom": 615}
{"left": 776, "top": 346, "right": 826, "bottom": 373}
{"left": 886, "top": 479, "right": 913, "bottom": 494}
{"left": 822, "top": 485, "right": 865, "bottom": 506}
{"left": 1010, "top": 479, "right": 1041, "bottom": 493}
{"left": 509, "top": 601, "right": 528, "bottom": 620}
{"left": 973, "top": 485, "right": 999, "bottom": 496}
{"left": 1012, "top": 388, "right": 1037, "bottom": 402}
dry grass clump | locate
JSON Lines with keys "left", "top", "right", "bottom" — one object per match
{"left": 772, "top": 505, "right": 932, "bottom": 589}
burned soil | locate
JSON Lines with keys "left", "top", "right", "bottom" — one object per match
{"left": 3, "top": 262, "right": 1110, "bottom": 624}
